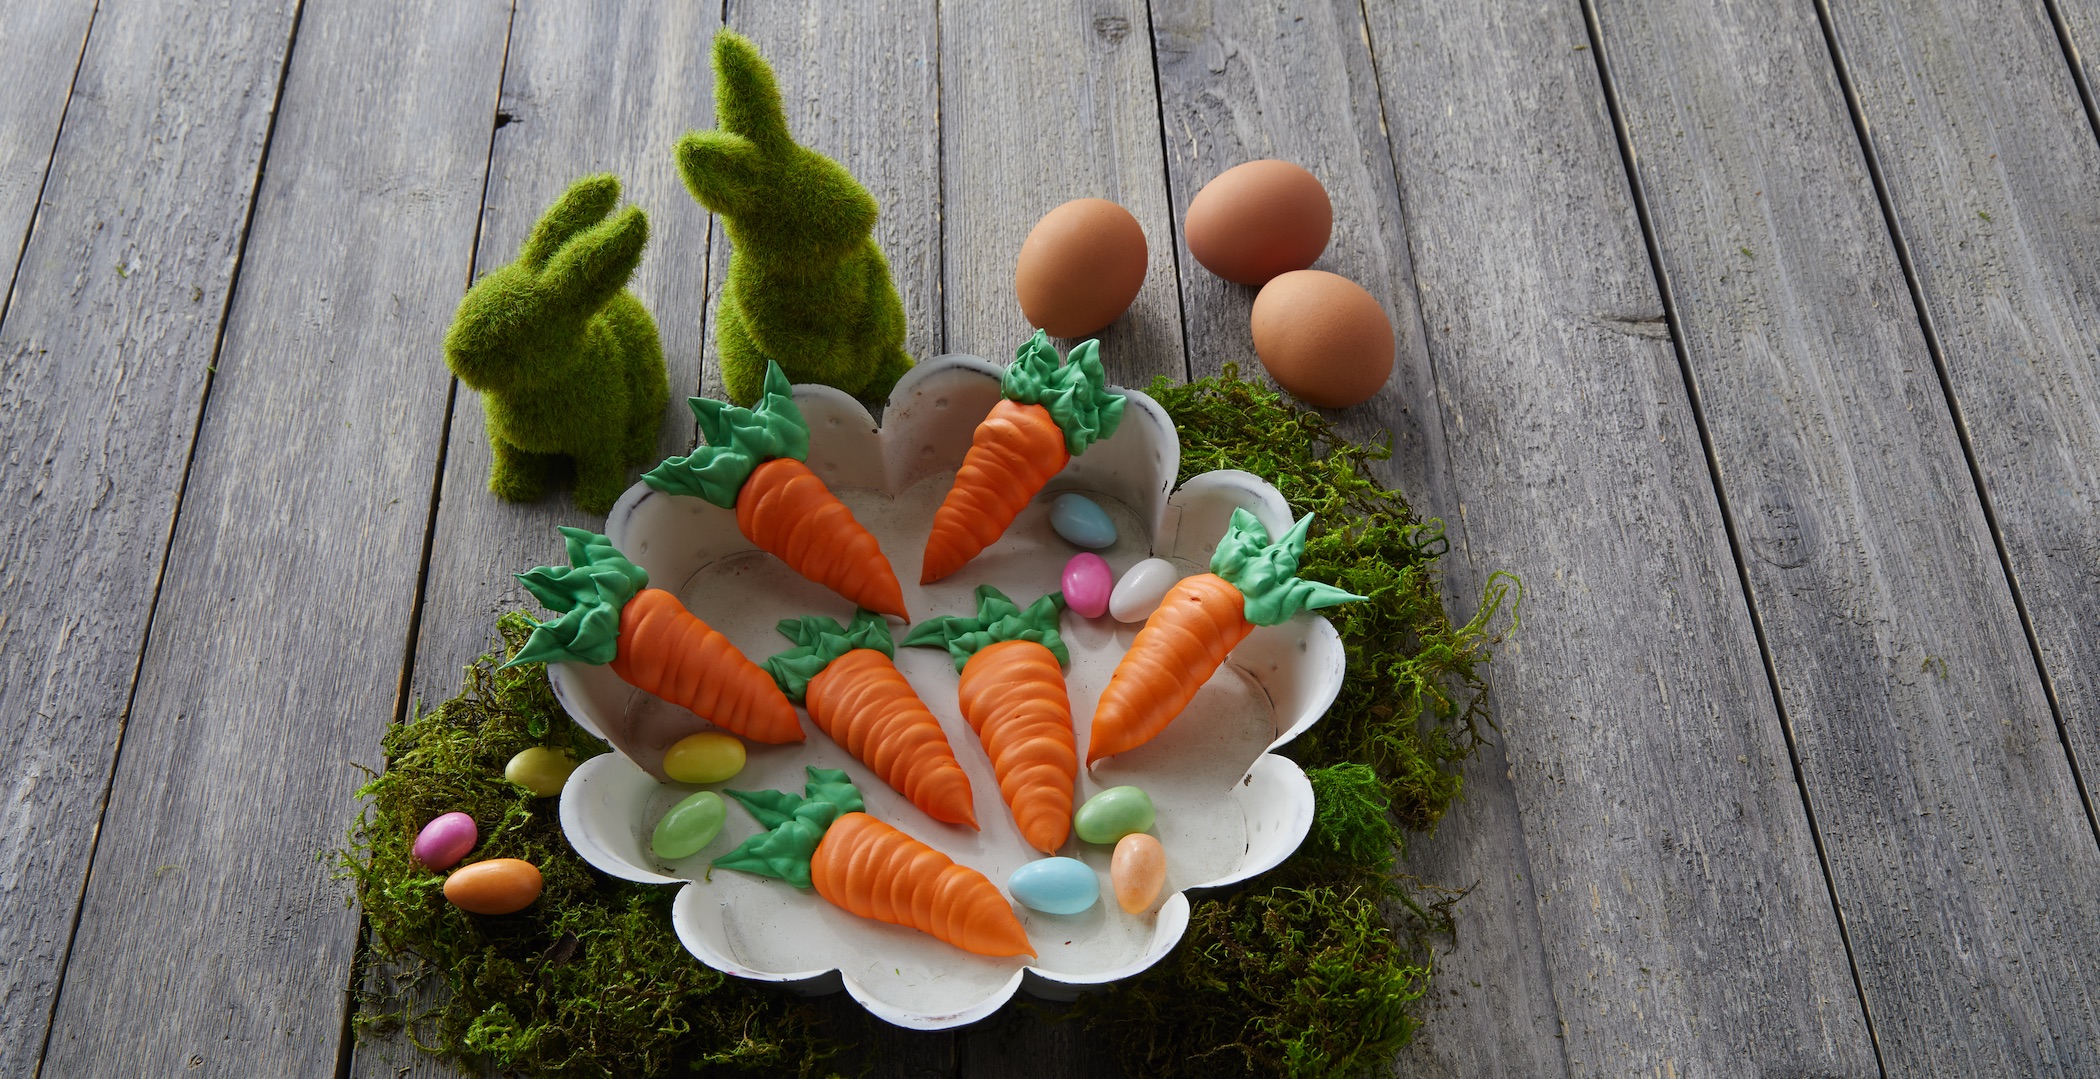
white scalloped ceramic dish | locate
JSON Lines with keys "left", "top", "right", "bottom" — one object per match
{"left": 550, "top": 354, "right": 1345, "bottom": 1030}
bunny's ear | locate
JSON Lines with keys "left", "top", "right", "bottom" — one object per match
{"left": 544, "top": 205, "right": 648, "bottom": 315}
{"left": 676, "top": 130, "right": 766, "bottom": 215}
{"left": 711, "top": 30, "right": 792, "bottom": 153}
{"left": 521, "top": 174, "right": 620, "bottom": 269}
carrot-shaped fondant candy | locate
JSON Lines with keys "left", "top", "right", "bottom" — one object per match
{"left": 643, "top": 361, "right": 908, "bottom": 618}
{"left": 903, "top": 587, "right": 1077, "bottom": 853}
{"left": 920, "top": 331, "right": 1126, "bottom": 584}
{"left": 508, "top": 526, "right": 802, "bottom": 750}
{"left": 1087, "top": 509, "right": 1363, "bottom": 766}
{"left": 765, "top": 609, "right": 977, "bottom": 827}
{"left": 716, "top": 767, "right": 1032, "bottom": 958}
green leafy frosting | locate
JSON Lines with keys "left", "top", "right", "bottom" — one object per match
{"left": 1001, "top": 330, "right": 1126, "bottom": 455}
{"left": 505, "top": 526, "right": 649, "bottom": 667}
{"left": 712, "top": 767, "right": 865, "bottom": 890}
{"left": 1210, "top": 508, "right": 1366, "bottom": 626}
{"left": 900, "top": 586, "right": 1069, "bottom": 672}
{"left": 761, "top": 608, "right": 894, "bottom": 703}
{"left": 642, "top": 361, "right": 811, "bottom": 507}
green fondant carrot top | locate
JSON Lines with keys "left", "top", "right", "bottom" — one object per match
{"left": 713, "top": 767, "right": 864, "bottom": 889}
{"left": 506, "top": 526, "right": 648, "bottom": 666}
{"left": 642, "top": 361, "right": 810, "bottom": 507}
{"left": 901, "top": 586, "right": 1070, "bottom": 672}
{"left": 1210, "top": 508, "right": 1365, "bottom": 625}
{"left": 1001, "top": 330, "right": 1125, "bottom": 454}
{"left": 762, "top": 608, "right": 894, "bottom": 703}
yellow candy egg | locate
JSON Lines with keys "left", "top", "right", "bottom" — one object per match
{"left": 1111, "top": 833, "right": 1165, "bottom": 914}
{"left": 662, "top": 731, "right": 746, "bottom": 784}
{"left": 504, "top": 747, "right": 577, "bottom": 797}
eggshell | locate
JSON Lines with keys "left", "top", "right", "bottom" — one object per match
{"left": 444, "top": 858, "right": 544, "bottom": 915}
{"left": 1184, "top": 160, "right": 1332, "bottom": 286}
{"left": 1015, "top": 198, "right": 1147, "bottom": 337}
{"left": 1250, "top": 270, "right": 1393, "bottom": 409}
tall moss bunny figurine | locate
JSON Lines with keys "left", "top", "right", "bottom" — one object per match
{"left": 444, "top": 174, "right": 669, "bottom": 515}
{"left": 677, "top": 30, "right": 913, "bottom": 407}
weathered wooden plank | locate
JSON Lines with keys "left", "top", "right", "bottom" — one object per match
{"left": 0, "top": 1, "right": 300, "bottom": 1074}
{"left": 702, "top": 0, "right": 943, "bottom": 401}
{"left": 1145, "top": 3, "right": 1566, "bottom": 1074}
{"left": 350, "top": 2, "right": 716, "bottom": 1076}
{"left": 0, "top": 0, "right": 94, "bottom": 309}
{"left": 1359, "top": 0, "right": 1879, "bottom": 1074}
{"left": 1831, "top": 0, "right": 2100, "bottom": 840}
{"left": 35, "top": 1, "right": 512, "bottom": 1074}
{"left": 1588, "top": 0, "right": 2100, "bottom": 1072}
{"left": 940, "top": 0, "right": 1184, "bottom": 387}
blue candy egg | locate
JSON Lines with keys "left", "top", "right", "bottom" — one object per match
{"left": 1007, "top": 857, "right": 1101, "bottom": 915}
{"left": 1050, "top": 493, "right": 1117, "bottom": 549}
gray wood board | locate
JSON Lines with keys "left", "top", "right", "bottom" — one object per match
{"left": 1145, "top": 2, "right": 1565, "bottom": 1073}
{"left": 940, "top": 0, "right": 1185, "bottom": 387}
{"left": 1828, "top": 0, "right": 2100, "bottom": 837}
{"left": 35, "top": 0, "right": 512, "bottom": 1074}
{"left": 353, "top": 2, "right": 719, "bottom": 1076}
{"left": 703, "top": 0, "right": 943, "bottom": 401}
{"left": 0, "top": 0, "right": 301, "bottom": 1074}
{"left": 1361, "top": 0, "right": 1880, "bottom": 1074}
{"left": 1589, "top": 0, "right": 2100, "bottom": 1072}
{"left": 0, "top": 0, "right": 94, "bottom": 313}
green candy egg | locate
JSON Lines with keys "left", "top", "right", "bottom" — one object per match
{"left": 505, "top": 747, "right": 577, "bottom": 797}
{"left": 652, "top": 791, "right": 727, "bottom": 860}
{"left": 1074, "top": 785, "right": 1155, "bottom": 844}
{"left": 662, "top": 731, "right": 746, "bottom": 784}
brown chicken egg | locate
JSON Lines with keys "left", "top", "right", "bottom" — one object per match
{"left": 1250, "top": 270, "right": 1393, "bottom": 409}
{"left": 1184, "top": 160, "right": 1332, "bottom": 286}
{"left": 1015, "top": 198, "right": 1148, "bottom": 337}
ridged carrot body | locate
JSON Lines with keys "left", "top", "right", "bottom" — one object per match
{"left": 807, "top": 649, "right": 978, "bottom": 827}
{"left": 958, "top": 640, "right": 1076, "bottom": 852}
{"left": 739, "top": 456, "right": 907, "bottom": 618}
{"left": 1087, "top": 573, "right": 1254, "bottom": 765}
{"left": 812, "top": 812, "right": 1033, "bottom": 958}
{"left": 607, "top": 587, "right": 803, "bottom": 744}
{"left": 921, "top": 400, "right": 1069, "bottom": 583}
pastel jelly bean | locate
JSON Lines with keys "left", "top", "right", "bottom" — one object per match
{"left": 1007, "top": 857, "right": 1101, "bottom": 914}
{"left": 1112, "top": 833, "right": 1165, "bottom": 913}
{"left": 1062, "top": 553, "right": 1113, "bottom": 618}
{"left": 1049, "top": 493, "right": 1117, "bottom": 548}
{"left": 651, "top": 790, "right": 728, "bottom": 860}
{"left": 444, "top": 858, "right": 543, "bottom": 915}
{"left": 412, "top": 812, "right": 478, "bottom": 871}
{"left": 662, "top": 731, "right": 746, "bottom": 784}
{"left": 1074, "top": 785, "right": 1155, "bottom": 844}
{"left": 1109, "top": 558, "right": 1176, "bottom": 622}
{"left": 505, "top": 746, "right": 577, "bottom": 797}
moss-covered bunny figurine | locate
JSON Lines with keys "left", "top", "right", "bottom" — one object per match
{"left": 677, "top": 30, "right": 912, "bottom": 407}
{"left": 444, "top": 174, "right": 669, "bottom": 515}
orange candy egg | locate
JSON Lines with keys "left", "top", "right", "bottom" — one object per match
{"left": 444, "top": 858, "right": 544, "bottom": 915}
{"left": 1111, "top": 833, "right": 1165, "bottom": 914}
{"left": 1015, "top": 198, "right": 1148, "bottom": 337}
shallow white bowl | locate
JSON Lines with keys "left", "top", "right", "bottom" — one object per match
{"left": 551, "top": 354, "right": 1345, "bottom": 1030}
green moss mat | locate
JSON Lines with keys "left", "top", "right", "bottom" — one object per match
{"left": 340, "top": 367, "right": 1516, "bottom": 1078}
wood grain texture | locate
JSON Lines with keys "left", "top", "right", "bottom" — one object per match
{"left": 1589, "top": 0, "right": 2100, "bottom": 1072}
{"left": 1359, "top": 0, "right": 1880, "bottom": 1074}
{"left": 940, "top": 0, "right": 1184, "bottom": 387}
{"left": 35, "top": 1, "right": 511, "bottom": 1074}
{"left": 1826, "top": 0, "right": 2100, "bottom": 838}
{"left": 0, "top": 0, "right": 94, "bottom": 310}
{"left": 0, "top": 1, "right": 300, "bottom": 1074}
{"left": 702, "top": 0, "right": 943, "bottom": 402}
{"left": 1146, "top": 3, "right": 1564, "bottom": 1073}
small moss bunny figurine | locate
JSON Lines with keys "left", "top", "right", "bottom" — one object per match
{"left": 677, "top": 30, "right": 913, "bottom": 407}
{"left": 444, "top": 174, "right": 669, "bottom": 515}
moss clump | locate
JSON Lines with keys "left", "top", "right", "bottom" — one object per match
{"left": 341, "top": 613, "right": 844, "bottom": 1077}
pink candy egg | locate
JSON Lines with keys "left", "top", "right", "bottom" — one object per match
{"left": 414, "top": 812, "right": 478, "bottom": 871}
{"left": 1112, "top": 832, "right": 1165, "bottom": 913}
{"left": 1062, "top": 553, "right": 1113, "bottom": 618}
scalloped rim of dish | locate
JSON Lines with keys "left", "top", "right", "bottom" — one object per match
{"left": 552, "top": 354, "right": 1344, "bottom": 1030}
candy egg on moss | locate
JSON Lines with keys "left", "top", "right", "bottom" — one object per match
{"left": 413, "top": 812, "right": 478, "bottom": 871}
{"left": 505, "top": 747, "right": 578, "bottom": 797}
{"left": 444, "top": 858, "right": 543, "bottom": 915}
